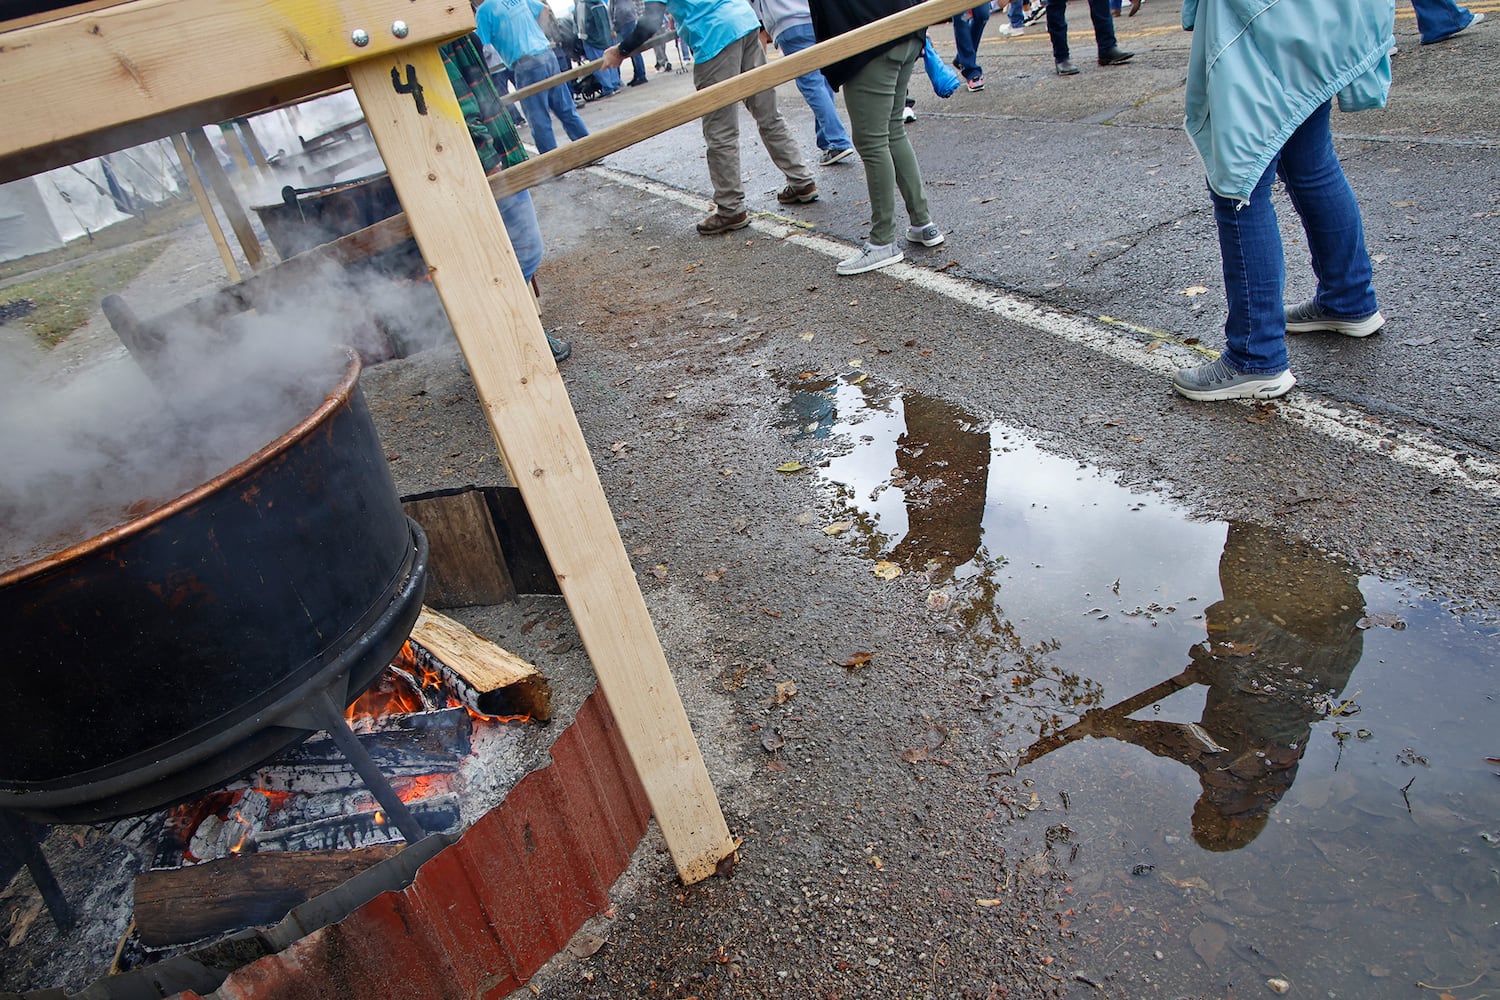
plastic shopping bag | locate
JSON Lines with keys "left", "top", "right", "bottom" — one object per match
{"left": 922, "top": 36, "right": 962, "bottom": 98}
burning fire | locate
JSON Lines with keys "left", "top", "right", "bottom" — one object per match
{"left": 344, "top": 642, "right": 530, "bottom": 725}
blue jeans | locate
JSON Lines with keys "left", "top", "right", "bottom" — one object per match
{"left": 1006, "top": 0, "right": 1025, "bottom": 28}
{"left": 1047, "top": 0, "right": 1118, "bottom": 61}
{"left": 775, "top": 23, "right": 853, "bottom": 152}
{"left": 952, "top": 5, "right": 991, "bottom": 80}
{"left": 1410, "top": 0, "right": 1477, "bottom": 43}
{"left": 514, "top": 52, "right": 590, "bottom": 154}
{"left": 1210, "top": 101, "right": 1378, "bottom": 375}
{"left": 583, "top": 42, "right": 622, "bottom": 91}
{"left": 497, "top": 190, "right": 543, "bottom": 282}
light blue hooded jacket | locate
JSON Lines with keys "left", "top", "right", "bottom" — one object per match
{"left": 1182, "top": 0, "right": 1393, "bottom": 203}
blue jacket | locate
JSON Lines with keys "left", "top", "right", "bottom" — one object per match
{"left": 1182, "top": 0, "right": 1392, "bottom": 203}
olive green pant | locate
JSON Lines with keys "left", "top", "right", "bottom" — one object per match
{"left": 840, "top": 37, "right": 932, "bottom": 246}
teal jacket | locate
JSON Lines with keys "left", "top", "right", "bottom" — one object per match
{"left": 1182, "top": 0, "right": 1392, "bottom": 203}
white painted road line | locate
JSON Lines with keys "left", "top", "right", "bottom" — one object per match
{"left": 591, "top": 168, "right": 1500, "bottom": 499}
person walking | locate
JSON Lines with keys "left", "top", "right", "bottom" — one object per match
{"left": 610, "top": 0, "right": 650, "bottom": 85}
{"left": 994, "top": 1, "right": 1027, "bottom": 36}
{"left": 1047, "top": 0, "right": 1133, "bottom": 74}
{"left": 749, "top": 0, "right": 857, "bottom": 166}
{"left": 604, "top": 0, "right": 817, "bottom": 235}
{"left": 1172, "top": 0, "right": 1393, "bottom": 401}
{"left": 807, "top": 0, "right": 945, "bottom": 275}
{"left": 951, "top": 5, "right": 991, "bottom": 90}
{"left": 1406, "top": 0, "right": 1484, "bottom": 45}
{"left": 475, "top": 0, "right": 593, "bottom": 154}
{"left": 581, "top": 0, "right": 623, "bottom": 93}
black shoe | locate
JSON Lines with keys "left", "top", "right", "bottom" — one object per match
{"left": 627, "top": 76, "right": 647, "bottom": 86}
{"left": 1098, "top": 47, "right": 1134, "bottom": 65}
{"left": 1055, "top": 59, "right": 1080, "bottom": 75}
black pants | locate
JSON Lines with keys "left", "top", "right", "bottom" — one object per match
{"left": 1047, "top": 0, "right": 1118, "bottom": 62}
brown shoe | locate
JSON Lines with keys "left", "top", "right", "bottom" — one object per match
{"left": 776, "top": 181, "right": 819, "bottom": 205}
{"left": 696, "top": 211, "right": 749, "bottom": 235}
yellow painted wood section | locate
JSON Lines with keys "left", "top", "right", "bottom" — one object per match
{"left": 347, "top": 45, "right": 735, "bottom": 885}
{"left": 0, "top": 0, "right": 469, "bottom": 172}
{"left": 171, "top": 133, "right": 241, "bottom": 282}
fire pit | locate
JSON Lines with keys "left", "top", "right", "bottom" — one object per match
{"left": 0, "top": 351, "right": 428, "bottom": 826}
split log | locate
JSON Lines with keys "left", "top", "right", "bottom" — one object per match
{"left": 410, "top": 607, "right": 552, "bottom": 721}
{"left": 401, "top": 488, "right": 516, "bottom": 608}
{"left": 133, "top": 844, "right": 403, "bottom": 947}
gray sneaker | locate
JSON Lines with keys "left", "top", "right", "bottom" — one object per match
{"left": 1172, "top": 357, "right": 1295, "bottom": 401}
{"left": 1284, "top": 299, "right": 1385, "bottom": 338}
{"left": 819, "top": 147, "right": 856, "bottom": 165}
{"left": 836, "top": 241, "right": 903, "bottom": 276}
{"left": 907, "top": 223, "right": 945, "bottom": 247}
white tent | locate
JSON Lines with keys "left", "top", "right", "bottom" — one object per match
{"left": 0, "top": 140, "right": 185, "bottom": 264}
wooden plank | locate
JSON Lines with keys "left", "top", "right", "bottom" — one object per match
{"left": 184, "top": 127, "right": 263, "bottom": 271}
{"left": 349, "top": 44, "right": 735, "bottom": 885}
{"left": 0, "top": 0, "right": 470, "bottom": 173}
{"left": 170, "top": 133, "right": 241, "bottom": 282}
{"left": 133, "top": 845, "right": 404, "bottom": 947}
{"left": 402, "top": 488, "right": 517, "bottom": 609}
{"left": 409, "top": 607, "right": 552, "bottom": 722}
{"left": 499, "top": 30, "right": 676, "bottom": 106}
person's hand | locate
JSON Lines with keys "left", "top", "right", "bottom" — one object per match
{"left": 759, "top": 28, "right": 773, "bottom": 48}
{"left": 601, "top": 45, "right": 625, "bottom": 69}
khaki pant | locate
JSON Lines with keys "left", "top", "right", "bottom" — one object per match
{"left": 694, "top": 30, "right": 813, "bottom": 216}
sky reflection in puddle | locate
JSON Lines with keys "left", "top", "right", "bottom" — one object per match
{"left": 786, "top": 374, "right": 1500, "bottom": 996}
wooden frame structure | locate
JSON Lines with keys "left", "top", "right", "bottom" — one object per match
{"left": 1, "top": 0, "right": 981, "bottom": 885}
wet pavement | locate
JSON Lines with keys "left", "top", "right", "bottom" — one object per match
{"left": 785, "top": 374, "right": 1500, "bottom": 995}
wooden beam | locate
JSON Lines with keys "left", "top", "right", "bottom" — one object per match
{"left": 0, "top": 0, "right": 470, "bottom": 176}
{"left": 348, "top": 44, "right": 736, "bottom": 885}
{"left": 170, "top": 133, "right": 240, "bottom": 282}
{"left": 184, "top": 127, "right": 264, "bottom": 271}
{"left": 133, "top": 845, "right": 404, "bottom": 947}
{"left": 499, "top": 30, "right": 677, "bottom": 106}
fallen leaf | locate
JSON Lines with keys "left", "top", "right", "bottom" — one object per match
{"left": 1182, "top": 285, "right": 1210, "bottom": 297}
{"left": 774, "top": 680, "right": 798, "bottom": 704}
{"left": 926, "top": 590, "right": 951, "bottom": 612}
{"left": 1391, "top": 200, "right": 1417, "bottom": 208}
{"left": 703, "top": 566, "right": 727, "bottom": 581}
{"left": 798, "top": 332, "right": 815, "bottom": 341}
{"left": 761, "top": 730, "right": 785, "bottom": 752}
{"left": 777, "top": 461, "right": 806, "bottom": 473}
{"left": 823, "top": 520, "right": 853, "bottom": 535}
{"left": 869, "top": 854, "right": 884, "bottom": 870}
{"left": 839, "top": 651, "right": 874, "bottom": 668}
{"left": 900, "top": 746, "right": 929, "bottom": 763}
{"left": 975, "top": 898, "right": 1005, "bottom": 907}
{"left": 852, "top": 337, "right": 869, "bottom": 345}
{"left": 850, "top": 373, "right": 868, "bottom": 384}
{"left": 872, "top": 561, "right": 902, "bottom": 580}
{"left": 650, "top": 564, "right": 668, "bottom": 581}
{"left": 1189, "top": 922, "right": 1226, "bottom": 967}
{"left": 566, "top": 933, "right": 608, "bottom": 959}
{"left": 848, "top": 358, "right": 864, "bottom": 368}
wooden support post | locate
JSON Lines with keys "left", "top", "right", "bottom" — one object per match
{"left": 219, "top": 122, "right": 253, "bottom": 177}
{"left": 347, "top": 45, "right": 736, "bottom": 884}
{"left": 171, "top": 133, "right": 241, "bottom": 282}
{"left": 236, "top": 118, "right": 272, "bottom": 170}
{"left": 184, "top": 127, "right": 264, "bottom": 271}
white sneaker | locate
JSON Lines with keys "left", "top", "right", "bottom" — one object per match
{"left": 995, "top": 22, "right": 1024, "bottom": 35}
{"left": 907, "top": 223, "right": 945, "bottom": 247}
{"left": 902, "top": 103, "right": 916, "bottom": 123}
{"left": 836, "top": 242, "right": 903, "bottom": 276}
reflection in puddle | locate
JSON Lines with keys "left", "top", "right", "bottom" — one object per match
{"left": 786, "top": 375, "right": 1500, "bottom": 996}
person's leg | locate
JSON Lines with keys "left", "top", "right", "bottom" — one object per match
{"left": 1411, "top": 0, "right": 1477, "bottom": 42}
{"left": 735, "top": 32, "right": 815, "bottom": 187}
{"left": 496, "top": 189, "right": 544, "bottom": 283}
{"left": 951, "top": 9, "right": 984, "bottom": 80}
{"left": 1048, "top": 0, "right": 1071, "bottom": 62}
{"left": 547, "top": 78, "right": 592, "bottom": 141}
{"left": 694, "top": 37, "right": 748, "bottom": 216}
{"left": 1087, "top": 0, "right": 1121, "bottom": 55}
{"left": 1211, "top": 158, "right": 1289, "bottom": 375}
{"left": 1277, "top": 101, "right": 1381, "bottom": 322}
{"left": 843, "top": 44, "right": 908, "bottom": 247}
{"left": 777, "top": 24, "right": 853, "bottom": 152}
{"left": 514, "top": 57, "right": 560, "bottom": 152}
{"left": 885, "top": 39, "right": 933, "bottom": 229}
{"left": 1008, "top": 0, "right": 1026, "bottom": 27}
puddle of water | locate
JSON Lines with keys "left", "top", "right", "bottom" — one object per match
{"left": 786, "top": 375, "right": 1500, "bottom": 996}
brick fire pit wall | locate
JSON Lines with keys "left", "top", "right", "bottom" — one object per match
{"left": 171, "top": 689, "right": 650, "bottom": 1000}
